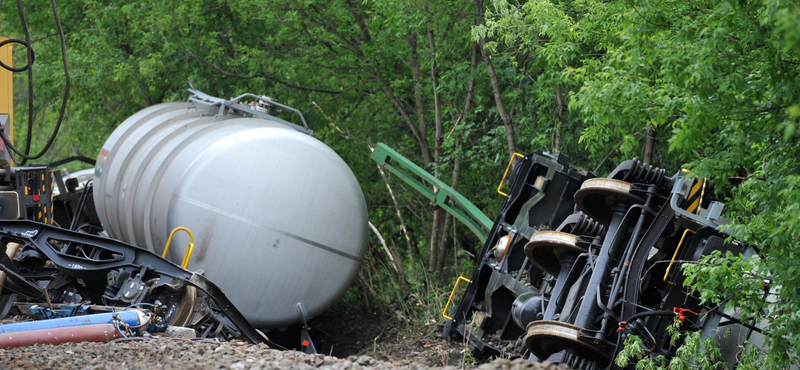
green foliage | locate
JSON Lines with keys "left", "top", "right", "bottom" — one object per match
{"left": 616, "top": 335, "right": 649, "bottom": 368}
{"left": 683, "top": 251, "right": 764, "bottom": 317}
{"left": 617, "top": 320, "right": 725, "bottom": 370}
{"left": 462, "top": 347, "right": 477, "bottom": 367}
{"left": 484, "top": 0, "right": 800, "bottom": 367}
{"left": 4, "top": 0, "right": 800, "bottom": 366}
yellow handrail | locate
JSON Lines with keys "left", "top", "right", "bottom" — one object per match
{"left": 497, "top": 153, "right": 524, "bottom": 196}
{"left": 697, "top": 179, "right": 707, "bottom": 215}
{"left": 442, "top": 276, "right": 471, "bottom": 320}
{"left": 663, "top": 229, "right": 696, "bottom": 283}
{"left": 163, "top": 227, "right": 195, "bottom": 269}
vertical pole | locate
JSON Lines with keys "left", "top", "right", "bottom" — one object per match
{"left": 0, "top": 38, "right": 13, "bottom": 166}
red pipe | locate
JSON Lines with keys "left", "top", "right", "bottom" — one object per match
{"left": 0, "top": 323, "right": 121, "bottom": 349}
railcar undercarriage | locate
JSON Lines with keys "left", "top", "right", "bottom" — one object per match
{"left": 443, "top": 154, "right": 761, "bottom": 369}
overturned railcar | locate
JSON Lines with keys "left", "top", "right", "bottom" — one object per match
{"left": 93, "top": 88, "right": 369, "bottom": 330}
{"left": 443, "top": 154, "right": 762, "bottom": 369}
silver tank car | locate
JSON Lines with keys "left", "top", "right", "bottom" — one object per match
{"left": 93, "top": 89, "right": 368, "bottom": 328}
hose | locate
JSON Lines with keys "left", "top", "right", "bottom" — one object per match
{"left": 0, "top": 0, "right": 71, "bottom": 165}
{"left": 113, "top": 318, "right": 128, "bottom": 339}
{"left": 69, "top": 181, "right": 93, "bottom": 230}
{"left": 111, "top": 337, "right": 215, "bottom": 344}
{"left": 111, "top": 337, "right": 154, "bottom": 343}
{"left": 623, "top": 310, "right": 675, "bottom": 324}
{"left": 123, "top": 303, "right": 155, "bottom": 310}
{"left": 0, "top": 38, "right": 34, "bottom": 72}
{"left": 129, "top": 313, "right": 152, "bottom": 329}
{"left": 596, "top": 285, "right": 620, "bottom": 323}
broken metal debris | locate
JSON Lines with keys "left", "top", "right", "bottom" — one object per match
{"left": 0, "top": 219, "right": 285, "bottom": 348}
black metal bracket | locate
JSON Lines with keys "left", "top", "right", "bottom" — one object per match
{"left": 0, "top": 219, "right": 282, "bottom": 348}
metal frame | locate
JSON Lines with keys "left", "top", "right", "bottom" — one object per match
{"left": 438, "top": 153, "right": 758, "bottom": 369}
{"left": 372, "top": 143, "right": 493, "bottom": 241}
{"left": 187, "top": 86, "right": 313, "bottom": 135}
{"left": 0, "top": 219, "right": 281, "bottom": 348}
{"left": 441, "top": 150, "right": 587, "bottom": 360}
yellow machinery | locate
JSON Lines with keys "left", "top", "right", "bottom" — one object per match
{"left": 0, "top": 37, "right": 13, "bottom": 146}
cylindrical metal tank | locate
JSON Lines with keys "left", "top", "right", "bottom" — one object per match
{"left": 93, "top": 98, "right": 368, "bottom": 328}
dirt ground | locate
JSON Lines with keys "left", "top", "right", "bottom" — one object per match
{"left": 310, "top": 304, "right": 466, "bottom": 367}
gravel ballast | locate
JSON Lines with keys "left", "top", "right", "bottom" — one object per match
{"left": 0, "top": 341, "right": 571, "bottom": 370}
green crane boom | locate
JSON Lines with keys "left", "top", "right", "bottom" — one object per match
{"left": 372, "top": 143, "right": 493, "bottom": 242}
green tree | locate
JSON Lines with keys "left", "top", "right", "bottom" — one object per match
{"left": 482, "top": 0, "right": 800, "bottom": 366}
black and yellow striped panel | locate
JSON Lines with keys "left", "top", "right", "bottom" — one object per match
{"left": 684, "top": 179, "right": 704, "bottom": 213}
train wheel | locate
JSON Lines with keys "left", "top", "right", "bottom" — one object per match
{"left": 525, "top": 320, "right": 611, "bottom": 368}
{"left": 574, "top": 179, "right": 644, "bottom": 225}
{"left": 524, "top": 231, "right": 587, "bottom": 276}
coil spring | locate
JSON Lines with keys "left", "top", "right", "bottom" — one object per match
{"left": 562, "top": 353, "right": 598, "bottom": 370}
{"left": 622, "top": 158, "right": 666, "bottom": 185}
{"left": 566, "top": 212, "right": 605, "bottom": 237}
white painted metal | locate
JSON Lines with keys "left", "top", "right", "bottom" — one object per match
{"left": 93, "top": 101, "right": 367, "bottom": 328}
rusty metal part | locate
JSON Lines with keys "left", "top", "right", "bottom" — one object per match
{"left": 0, "top": 323, "right": 121, "bottom": 349}
{"left": 492, "top": 234, "right": 514, "bottom": 262}
{"left": 574, "top": 179, "right": 644, "bottom": 225}
{"left": 525, "top": 320, "right": 611, "bottom": 366}
{"left": 524, "top": 231, "right": 587, "bottom": 276}
{"left": 169, "top": 285, "right": 197, "bottom": 327}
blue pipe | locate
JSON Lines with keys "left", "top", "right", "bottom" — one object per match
{"left": 0, "top": 310, "right": 142, "bottom": 333}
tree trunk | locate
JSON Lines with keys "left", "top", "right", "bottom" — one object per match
{"left": 406, "top": 32, "right": 432, "bottom": 167}
{"left": 447, "top": 44, "right": 478, "bottom": 139}
{"left": 475, "top": 0, "right": 515, "bottom": 157}
{"left": 453, "top": 217, "right": 461, "bottom": 274}
{"left": 436, "top": 156, "right": 461, "bottom": 272}
{"left": 357, "top": 272, "right": 385, "bottom": 314}
{"left": 437, "top": 214, "right": 455, "bottom": 271}
{"left": 368, "top": 221, "right": 408, "bottom": 295}
{"left": 375, "top": 162, "right": 417, "bottom": 273}
{"left": 437, "top": 42, "right": 474, "bottom": 273}
{"left": 555, "top": 84, "right": 564, "bottom": 152}
{"left": 310, "top": 3, "right": 433, "bottom": 166}
{"left": 358, "top": 275, "right": 372, "bottom": 313}
{"left": 427, "top": 28, "right": 448, "bottom": 274}
{"left": 428, "top": 30, "right": 444, "bottom": 177}
{"left": 643, "top": 125, "right": 654, "bottom": 165}
{"left": 388, "top": 239, "right": 408, "bottom": 294}
{"left": 429, "top": 207, "right": 444, "bottom": 273}
{"left": 369, "top": 68, "right": 433, "bottom": 165}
